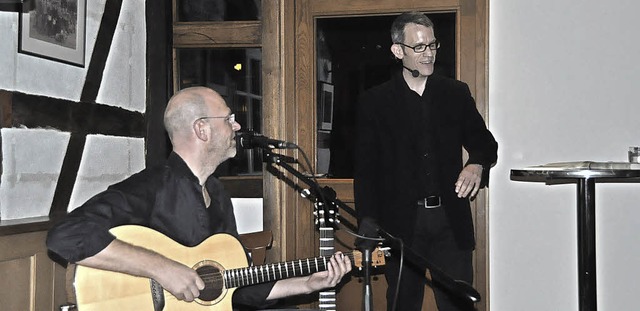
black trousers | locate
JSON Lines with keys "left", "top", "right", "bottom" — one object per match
{"left": 384, "top": 206, "right": 474, "bottom": 311}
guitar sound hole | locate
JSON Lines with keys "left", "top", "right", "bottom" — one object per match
{"left": 193, "top": 260, "right": 225, "bottom": 305}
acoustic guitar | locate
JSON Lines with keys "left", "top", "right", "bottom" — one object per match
{"left": 71, "top": 225, "right": 385, "bottom": 311}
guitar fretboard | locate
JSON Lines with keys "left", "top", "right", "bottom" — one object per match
{"left": 319, "top": 226, "right": 336, "bottom": 310}
{"left": 222, "top": 251, "right": 355, "bottom": 289}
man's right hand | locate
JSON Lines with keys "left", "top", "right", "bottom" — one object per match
{"left": 153, "top": 259, "right": 205, "bottom": 301}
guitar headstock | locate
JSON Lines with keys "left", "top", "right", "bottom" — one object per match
{"left": 313, "top": 195, "right": 339, "bottom": 230}
{"left": 352, "top": 247, "right": 388, "bottom": 268}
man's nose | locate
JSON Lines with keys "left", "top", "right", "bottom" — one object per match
{"left": 232, "top": 121, "right": 241, "bottom": 132}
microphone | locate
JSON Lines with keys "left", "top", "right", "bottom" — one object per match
{"left": 237, "top": 131, "right": 297, "bottom": 149}
{"left": 403, "top": 65, "right": 420, "bottom": 78}
{"left": 356, "top": 217, "right": 384, "bottom": 250}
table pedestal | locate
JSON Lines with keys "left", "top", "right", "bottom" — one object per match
{"left": 577, "top": 178, "right": 596, "bottom": 311}
{"left": 511, "top": 161, "right": 640, "bottom": 311}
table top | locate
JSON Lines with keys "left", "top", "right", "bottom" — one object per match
{"left": 511, "top": 161, "right": 640, "bottom": 180}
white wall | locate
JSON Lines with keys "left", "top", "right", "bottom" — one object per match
{"left": 0, "top": 0, "right": 146, "bottom": 219}
{"left": 489, "top": 0, "right": 640, "bottom": 310}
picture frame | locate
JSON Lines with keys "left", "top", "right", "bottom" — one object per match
{"left": 18, "top": 0, "right": 86, "bottom": 67}
{"left": 318, "top": 82, "right": 334, "bottom": 131}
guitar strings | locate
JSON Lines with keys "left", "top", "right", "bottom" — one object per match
{"left": 196, "top": 251, "right": 359, "bottom": 284}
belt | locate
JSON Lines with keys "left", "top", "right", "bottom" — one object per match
{"left": 417, "top": 196, "right": 442, "bottom": 208}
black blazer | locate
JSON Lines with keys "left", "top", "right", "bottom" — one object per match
{"left": 354, "top": 73, "right": 498, "bottom": 249}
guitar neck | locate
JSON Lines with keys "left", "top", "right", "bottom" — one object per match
{"left": 319, "top": 227, "right": 336, "bottom": 310}
{"left": 223, "top": 249, "right": 354, "bottom": 289}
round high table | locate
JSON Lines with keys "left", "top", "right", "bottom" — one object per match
{"left": 510, "top": 161, "right": 640, "bottom": 311}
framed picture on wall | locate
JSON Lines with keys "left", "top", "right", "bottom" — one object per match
{"left": 318, "top": 82, "right": 334, "bottom": 131}
{"left": 18, "top": 0, "right": 86, "bottom": 67}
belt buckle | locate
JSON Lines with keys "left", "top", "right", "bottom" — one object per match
{"left": 423, "top": 196, "right": 441, "bottom": 208}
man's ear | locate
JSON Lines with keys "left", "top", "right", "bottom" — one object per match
{"left": 390, "top": 43, "right": 405, "bottom": 60}
{"left": 193, "top": 119, "right": 209, "bottom": 141}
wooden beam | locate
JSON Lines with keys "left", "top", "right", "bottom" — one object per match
{"left": 10, "top": 92, "right": 145, "bottom": 137}
{"left": 173, "top": 21, "right": 261, "bottom": 48}
{"left": 81, "top": 0, "right": 124, "bottom": 103}
{"left": 49, "top": 133, "right": 86, "bottom": 218}
{"left": 145, "top": 0, "right": 172, "bottom": 167}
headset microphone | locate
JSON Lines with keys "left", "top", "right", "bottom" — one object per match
{"left": 403, "top": 65, "right": 420, "bottom": 78}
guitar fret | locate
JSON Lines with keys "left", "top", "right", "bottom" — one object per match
{"left": 263, "top": 265, "right": 268, "bottom": 281}
{"left": 236, "top": 269, "right": 241, "bottom": 287}
{"left": 254, "top": 266, "right": 258, "bottom": 284}
{"left": 256, "top": 266, "right": 260, "bottom": 283}
{"left": 298, "top": 260, "right": 303, "bottom": 275}
{"left": 234, "top": 271, "right": 238, "bottom": 287}
{"left": 243, "top": 268, "right": 248, "bottom": 286}
{"left": 239, "top": 269, "right": 243, "bottom": 287}
{"left": 319, "top": 304, "right": 336, "bottom": 310}
{"left": 246, "top": 267, "right": 252, "bottom": 286}
{"left": 243, "top": 267, "right": 249, "bottom": 286}
{"left": 233, "top": 269, "right": 238, "bottom": 287}
{"left": 259, "top": 265, "right": 264, "bottom": 283}
{"left": 266, "top": 264, "right": 272, "bottom": 281}
{"left": 307, "top": 258, "right": 311, "bottom": 274}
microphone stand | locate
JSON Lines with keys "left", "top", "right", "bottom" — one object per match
{"left": 360, "top": 246, "right": 374, "bottom": 311}
{"left": 354, "top": 222, "right": 382, "bottom": 311}
{"left": 263, "top": 149, "right": 373, "bottom": 310}
{"left": 262, "top": 149, "right": 357, "bottom": 232}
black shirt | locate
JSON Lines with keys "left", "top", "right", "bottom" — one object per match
{"left": 46, "top": 151, "right": 274, "bottom": 308}
{"left": 399, "top": 75, "right": 441, "bottom": 197}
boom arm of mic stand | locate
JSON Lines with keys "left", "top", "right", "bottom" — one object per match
{"left": 264, "top": 150, "right": 358, "bottom": 232}
{"left": 378, "top": 230, "right": 482, "bottom": 304}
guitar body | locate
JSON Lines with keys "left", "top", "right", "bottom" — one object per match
{"left": 73, "top": 225, "right": 248, "bottom": 311}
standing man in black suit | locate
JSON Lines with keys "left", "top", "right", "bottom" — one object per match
{"left": 354, "top": 11, "right": 498, "bottom": 311}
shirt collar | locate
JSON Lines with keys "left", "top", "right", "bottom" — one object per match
{"left": 167, "top": 151, "right": 201, "bottom": 184}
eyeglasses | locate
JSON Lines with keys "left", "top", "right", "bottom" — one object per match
{"left": 195, "top": 113, "right": 236, "bottom": 125}
{"left": 397, "top": 41, "right": 440, "bottom": 53}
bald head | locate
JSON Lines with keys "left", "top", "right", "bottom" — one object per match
{"left": 164, "top": 87, "right": 224, "bottom": 144}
